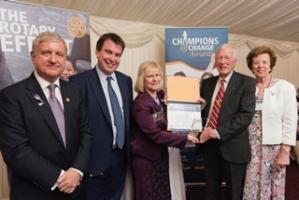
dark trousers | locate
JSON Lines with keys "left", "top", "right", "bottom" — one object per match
{"left": 203, "top": 140, "right": 247, "bottom": 200}
{"left": 9, "top": 175, "right": 84, "bottom": 200}
{"left": 85, "top": 148, "right": 127, "bottom": 200}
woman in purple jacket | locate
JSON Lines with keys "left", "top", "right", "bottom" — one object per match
{"left": 131, "top": 61, "right": 199, "bottom": 200}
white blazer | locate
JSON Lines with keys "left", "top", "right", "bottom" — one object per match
{"left": 259, "top": 79, "right": 297, "bottom": 145}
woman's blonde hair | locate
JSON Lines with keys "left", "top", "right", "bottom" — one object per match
{"left": 134, "top": 61, "right": 164, "bottom": 93}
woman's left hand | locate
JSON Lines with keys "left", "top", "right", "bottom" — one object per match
{"left": 187, "top": 131, "right": 199, "bottom": 143}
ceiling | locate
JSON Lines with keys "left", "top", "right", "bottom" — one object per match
{"left": 17, "top": 0, "right": 299, "bottom": 43}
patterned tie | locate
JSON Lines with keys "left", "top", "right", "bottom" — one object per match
{"left": 48, "top": 84, "right": 66, "bottom": 146}
{"left": 107, "top": 77, "right": 125, "bottom": 149}
{"left": 208, "top": 80, "right": 225, "bottom": 129}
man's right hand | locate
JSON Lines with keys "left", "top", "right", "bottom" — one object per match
{"left": 57, "top": 168, "right": 81, "bottom": 194}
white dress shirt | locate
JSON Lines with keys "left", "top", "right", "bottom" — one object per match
{"left": 96, "top": 67, "right": 124, "bottom": 146}
{"left": 34, "top": 71, "right": 64, "bottom": 108}
{"left": 206, "top": 72, "right": 233, "bottom": 139}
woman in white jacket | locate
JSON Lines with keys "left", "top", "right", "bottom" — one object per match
{"left": 243, "top": 46, "right": 297, "bottom": 200}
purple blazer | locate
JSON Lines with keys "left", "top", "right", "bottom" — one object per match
{"left": 131, "top": 91, "right": 187, "bottom": 161}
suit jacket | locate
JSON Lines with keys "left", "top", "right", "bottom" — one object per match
{"left": 200, "top": 71, "right": 256, "bottom": 163}
{"left": 131, "top": 91, "right": 187, "bottom": 161}
{"left": 0, "top": 74, "right": 91, "bottom": 200}
{"left": 70, "top": 68, "right": 133, "bottom": 175}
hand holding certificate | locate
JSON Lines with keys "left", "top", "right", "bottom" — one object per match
{"left": 167, "top": 76, "right": 203, "bottom": 132}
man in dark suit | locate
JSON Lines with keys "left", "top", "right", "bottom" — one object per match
{"left": 70, "top": 33, "right": 133, "bottom": 200}
{"left": 198, "top": 44, "right": 256, "bottom": 200}
{"left": 0, "top": 32, "right": 91, "bottom": 200}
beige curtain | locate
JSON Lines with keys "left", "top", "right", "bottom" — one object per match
{"left": 90, "top": 16, "right": 299, "bottom": 88}
{"left": 1, "top": 15, "right": 299, "bottom": 199}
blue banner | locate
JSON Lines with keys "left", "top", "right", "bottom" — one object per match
{"left": 165, "top": 27, "right": 228, "bottom": 80}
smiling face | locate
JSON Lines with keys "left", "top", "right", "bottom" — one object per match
{"left": 214, "top": 46, "right": 237, "bottom": 78}
{"left": 251, "top": 53, "right": 271, "bottom": 79}
{"left": 144, "top": 66, "right": 162, "bottom": 96}
{"left": 31, "top": 40, "right": 66, "bottom": 83}
{"left": 96, "top": 39, "right": 123, "bottom": 75}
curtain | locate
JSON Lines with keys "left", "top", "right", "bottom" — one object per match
{"left": 1, "top": 15, "right": 299, "bottom": 199}
{"left": 90, "top": 16, "right": 299, "bottom": 88}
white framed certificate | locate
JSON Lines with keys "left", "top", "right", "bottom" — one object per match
{"left": 167, "top": 102, "right": 202, "bottom": 132}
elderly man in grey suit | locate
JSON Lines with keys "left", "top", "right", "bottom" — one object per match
{"left": 198, "top": 44, "right": 256, "bottom": 200}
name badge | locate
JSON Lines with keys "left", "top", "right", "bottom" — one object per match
{"left": 255, "top": 99, "right": 263, "bottom": 111}
{"left": 152, "top": 111, "right": 165, "bottom": 121}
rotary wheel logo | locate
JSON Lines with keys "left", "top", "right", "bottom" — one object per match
{"left": 66, "top": 16, "right": 86, "bottom": 38}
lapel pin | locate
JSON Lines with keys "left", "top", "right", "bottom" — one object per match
{"left": 66, "top": 97, "right": 70, "bottom": 102}
{"left": 33, "top": 94, "right": 44, "bottom": 106}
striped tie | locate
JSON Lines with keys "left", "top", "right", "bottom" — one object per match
{"left": 208, "top": 80, "right": 225, "bottom": 129}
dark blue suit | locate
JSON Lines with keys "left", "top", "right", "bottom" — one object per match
{"left": 70, "top": 68, "right": 133, "bottom": 200}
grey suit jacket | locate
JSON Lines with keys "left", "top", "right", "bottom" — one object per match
{"left": 200, "top": 71, "right": 256, "bottom": 163}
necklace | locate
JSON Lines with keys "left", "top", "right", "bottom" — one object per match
{"left": 266, "top": 76, "right": 272, "bottom": 88}
{"left": 257, "top": 77, "right": 272, "bottom": 98}
{"left": 257, "top": 76, "right": 272, "bottom": 89}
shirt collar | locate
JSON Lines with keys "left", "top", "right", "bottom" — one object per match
{"left": 218, "top": 71, "right": 233, "bottom": 83}
{"left": 34, "top": 71, "right": 61, "bottom": 90}
{"left": 95, "top": 65, "right": 117, "bottom": 81}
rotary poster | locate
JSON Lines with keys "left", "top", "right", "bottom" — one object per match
{"left": 0, "top": 1, "right": 91, "bottom": 90}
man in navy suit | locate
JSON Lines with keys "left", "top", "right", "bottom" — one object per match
{"left": 198, "top": 44, "right": 256, "bottom": 200}
{"left": 71, "top": 33, "right": 133, "bottom": 200}
{"left": 0, "top": 32, "right": 91, "bottom": 200}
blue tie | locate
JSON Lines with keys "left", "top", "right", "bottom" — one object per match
{"left": 107, "top": 76, "right": 125, "bottom": 149}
